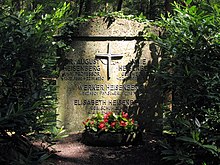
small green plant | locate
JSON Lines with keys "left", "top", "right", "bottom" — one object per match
{"left": 46, "top": 126, "right": 69, "bottom": 142}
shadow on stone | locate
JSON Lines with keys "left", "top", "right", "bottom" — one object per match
{"left": 123, "top": 41, "right": 163, "bottom": 133}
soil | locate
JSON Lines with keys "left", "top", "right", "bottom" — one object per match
{"left": 43, "top": 132, "right": 163, "bottom": 165}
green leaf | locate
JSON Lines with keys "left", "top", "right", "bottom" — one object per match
{"left": 38, "top": 153, "right": 52, "bottom": 163}
{"left": 186, "top": 0, "right": 193, "bottom": 5}
{"left": 202, "top": 145, "right": 218, "bottom": 155}
{"left": 189, "top": 6, "right": 197, "bottom": 15}
{"left": 162, "top": 155, "right": 178, "bottom": 161}
{"left": 176, "top": 136, "right": 199, "bottom": 145}
{"left": 161, "top": 149, "right": 175, "bottom": 155}
{"left": 191, "top": 130, "right": 200, "bottom": 142}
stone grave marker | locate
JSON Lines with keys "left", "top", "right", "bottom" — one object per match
{"left": 57, "top": 17, "right": 162, "bottom": 132}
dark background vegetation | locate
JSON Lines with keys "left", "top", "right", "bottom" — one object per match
{"left": 150, "top": 1, "right": 220, "bottom": 164}
{"left": 0, "top": 0, "right": 219, "bottom": 164}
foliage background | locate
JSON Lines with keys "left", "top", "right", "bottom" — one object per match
{"left": 0, "top": 2, "right": 70, "bottom": 164}
{"left": 149, "top": 1, "right": 220, "bottom": 164}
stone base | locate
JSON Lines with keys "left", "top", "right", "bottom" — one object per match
{"left": 81, "top": 131, "right": 142, "bottom": 146}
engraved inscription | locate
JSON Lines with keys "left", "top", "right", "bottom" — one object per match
{"left": 61, "top": 58, "right": 104, "bottom": 81}
{"left": 61, "top": 57, "right": 148, "bottom": 113}
{"left": 62, "top": 57, "right": 147, "bottom": 113}
{"left": 61, "top": 58, "right": 148, "bottom": 81}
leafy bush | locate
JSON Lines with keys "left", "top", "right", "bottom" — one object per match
{"left": 148, "top": 1, "right": 220, "bottom": 164}
{"left": 0, "top": 3, "right": 70, "bottom": 164}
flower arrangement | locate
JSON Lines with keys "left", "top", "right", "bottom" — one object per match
{"left": 83, "top": 111, "right": 139, "bottom": 134}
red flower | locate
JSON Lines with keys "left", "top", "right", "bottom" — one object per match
{"left": 104, "top": 118, "right": 108, "bottom": 123}
{"left": 120, "top": 121, "right": 127, "bottom": 127}
{"left": 110, "top": 121, "right": 116, "bottom": 128}
{"left": 83, "top": 118, "right": 90, "bottom": 125}
{"left": 122, "top": 112, "right": 128, "bottom": 119}
{"left": 98, "top": 122, "right": 106, "bottom": 129}
{"left": 90, "top": 121, "right": 94, "bottom": 125}
{"left": 104, "top": 112, "right": 112, "bottom": 119}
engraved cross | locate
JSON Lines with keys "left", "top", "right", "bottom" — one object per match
{"left": 96, "top": 43, "right": 123, "bottom": 80}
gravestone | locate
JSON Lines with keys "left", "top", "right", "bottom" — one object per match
{"left": 57, "top": 17, "right": 162, "bottom": 132}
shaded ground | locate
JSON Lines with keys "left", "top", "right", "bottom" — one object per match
{"left": 43, "top": 132, "right": 163, "bottom": 165}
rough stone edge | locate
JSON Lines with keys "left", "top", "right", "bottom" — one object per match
{"left": 72, "top": 16, "right": 149, "bottom": 37}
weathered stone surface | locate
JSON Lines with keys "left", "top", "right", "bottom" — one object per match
{"left": 73, "top": 17, "right": 146, "bottom": 37}
{"left": 57, "top": 17, "right": 162, "bottom": 132}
